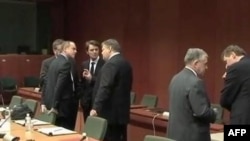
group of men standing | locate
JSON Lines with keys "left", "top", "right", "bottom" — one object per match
{"left": 40, "top": 39, "right": 133, "bottom": 141}
{"left": 38, "top": 38, "right": 250, "bottom": 141}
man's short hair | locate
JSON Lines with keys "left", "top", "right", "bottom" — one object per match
{"left": 102, "top": 39, "right": 121, "bottom": 52}
{"left": 85, "top": 40, "right": 100, "bottom": 51}
{"left": 184, "top": 48, "right": 208, "bottom": 65}
{"left": 221, "top": 44, "right": 246, "bottom": 59}
{"left": 52, "top": 39, "right": 64, "bottom": 50}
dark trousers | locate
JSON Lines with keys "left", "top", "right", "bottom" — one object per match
{"left": 104, "top": 124, "right": 127, "bottom": 141}
{"left": 81, "top": 101, "right": 91, "bottom": 122}
{"left": 55, "top": 98, "right": 78, "bottom": 130}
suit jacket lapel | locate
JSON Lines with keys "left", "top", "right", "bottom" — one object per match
{"left": 95, "top": 59, "right": 102, "bottom": 75}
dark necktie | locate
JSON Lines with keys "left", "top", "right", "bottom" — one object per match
{"left": 90, "top": 62, "right": 95, "bottom": 75}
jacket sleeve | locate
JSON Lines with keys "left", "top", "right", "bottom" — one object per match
{"left": 220, "top": 65, "right": 240, "bottom": 110}
{"left": 188, "top": 79, "right": 216, "bottom": 123}
{"left": 92, "top": 63, "right": 116, "bottom": 113}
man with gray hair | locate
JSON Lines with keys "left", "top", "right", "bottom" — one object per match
{"left": 43, "top": 41, "right": 78, "bottom": 130}
{"left": 40, "top": 39, "right": 64, "bottom": 92}
{"left": 167, "top": 48, "right": 216, "bottom": 141}
{"left": 90, "top": 39, "right": 133, "bottom": 141}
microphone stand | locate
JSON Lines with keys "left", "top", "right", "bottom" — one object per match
{"left": 0, "top": 115, "right": 10, "bottom": 128}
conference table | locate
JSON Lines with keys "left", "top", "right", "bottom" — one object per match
{"left": 17, "top": 87, "right": 84, "bottom": 133}
{"left": 0, "top": 122, "right": 99, "bottom": 141}
{"left": 17, "top": 87, "right": 148, "bottom": 134}
{"left": 128, "top": 108, "right": 224, "bottom": 141}
{"left": 17, "top": 87, "right": 41, "bottom": 100}
{"left": 18, "top": 87, "right": 224, "bottom": 141}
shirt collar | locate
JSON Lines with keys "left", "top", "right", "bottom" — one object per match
{"left": 109, "top": 52, "right": 120, "bottom": 60}
{"left": 90, "top": 56, "right": 99, "bottom": 64}
{"left": 185, "top": 66, "right": 197, "bottom": 76}
{"left": 60, "top": 53, "right": 68, "bottom": 60}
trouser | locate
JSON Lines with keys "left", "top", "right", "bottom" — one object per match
{"left": 104, "top": 124, "right": 127, "bottom": 141}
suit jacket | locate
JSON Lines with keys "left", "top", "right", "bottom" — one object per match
{"left": 80, "top": 58, "right": 105, "bottom": 105}
{"left": 167, "top": 68, "right": 216, "bottom": 141}
{"left": 43, "top": 55, "right": 77, "bottom": 115}
{"left": 92, "top": 54, "right": 133, "bottom": 125}
{"left": 220, "top": 56, "right": 250, "bottom": 124}
{"left": 40, "top": 56, "right": 55, "bottom": 93}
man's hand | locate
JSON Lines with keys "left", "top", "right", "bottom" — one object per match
{"left": 48, "top": 108, "right": 58, "bottom": 115}
{"left": 90, "top": 109, "right": 97, "bottom": 116}
{"left": 82, "top": 69, "right": 92, "bottom": 81}
{"left": 41, "top": 104, "right": 47, "bottom": 113}
{"left": 222, "top": 72, "right": 226, "bottom": 79}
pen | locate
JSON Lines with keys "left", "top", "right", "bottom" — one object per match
{"left": 53, "top": 128, "right": 63, "bottom": 132}
{"left": 48, "top": 128, "right": 63, "bottom": 136}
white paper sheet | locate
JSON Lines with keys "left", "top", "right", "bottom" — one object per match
{"left": 211, "top": 132, "right": 223, "bottom": 141}
{"left": 14, "top": 119, "right": 50, "bottom": 126}
{"left": 37, "top": 127, "right": 77, "bottom": 136}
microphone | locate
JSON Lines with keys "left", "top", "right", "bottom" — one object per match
{"left": 0, "top": 116, "right": 11, "bottom": 138}
{"left": 80, "top": 132, "right": 87, "bottom": 141}
{"left": 0, "top": 116, "right": 10, "bottom": 128}
{"left": 0, "top": 83, "right": 5, "bottom": 108}
{"left": 3, "top": 134, "right": 20, "bottom": 141}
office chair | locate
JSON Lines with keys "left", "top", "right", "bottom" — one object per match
{"left": 83, "top": 116, "right": 107, "bottom": 140}
{"left": 22, "top": 99, "right": 38, "bottom": 114}
{"left": 141, "top": 94, "right": 158, "bottom": 108}
{"left": 35, "top": 112, "right": 56, "bottom": 124}
{"left": 144, "top": 135, "right": 176, "bottom": 141}
{"left": 0, "top": 77, "right": 18, "bottom": 92}
{"left": 0, "top": 77, "right": 18, "bottom": 105}
{"left": 23, "top": 76, "right": 40, "bottom": 87}
{"left": 8, "top": 95, "right": 23, "bottom": 109}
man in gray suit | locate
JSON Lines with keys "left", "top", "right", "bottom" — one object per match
{"left": 40, "top": 39, "right": 64, "bottom": 113}
{"left": 167, "top": 48, "right": 216, "bottom": 141}
{"left": 40, "top": 39, "right": 64, "bottom": 91}
{"left": 43, "top": 41, "right": 78, "bottom": 130}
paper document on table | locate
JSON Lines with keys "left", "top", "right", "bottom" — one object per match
{"left": 37, "top": 127, "right": 77, "bottom": 136}
{"left": 0, "top": 118, "right": 11, "bottom": 134}
{"left": 0, "top": 107, "right": 5, "bottom": 112}
{"left": 211, "top": 132, "right": 223, "bottom": 141}
{"left": 14, "top": 119, "right": 50, "bottom": 126}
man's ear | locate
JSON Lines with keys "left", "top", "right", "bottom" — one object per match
{"left": 193, "top": 59, "right": 199, "bottom": 66}
{"left": 231, "top": 52, "right": 237, "bottom": 59}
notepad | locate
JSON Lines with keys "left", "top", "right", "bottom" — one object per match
{"left": 0, "top": 107, "right": 5, "bottom": 112}
{"left": 14, "top": 119, "right": 50, "bottom": 126}
{"left": 37, "top": 127, "right": 77, "bottom": 136}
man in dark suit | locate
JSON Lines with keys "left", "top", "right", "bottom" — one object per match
{"left": 167, "top": 48, "right": 216, "bottom": 141}
{"left": 40, "top": 39, "right": 64, "bottom": 113}
{"left": 80, "top": 40, "right": 105, "bottom": 122}
{"left": 220, "top": 45, "right": 250, "bottom": 124}
{"left": 43, "top": 41, "right": 78, "bottom": 130}
{"left": 90, "top": 39, "right": 133, "bottom": 141}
